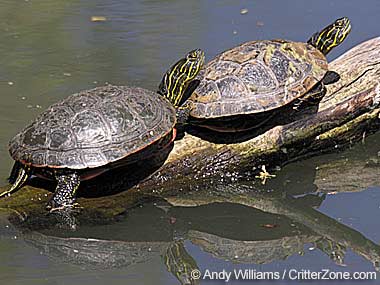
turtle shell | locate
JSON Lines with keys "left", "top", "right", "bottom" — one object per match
{"left": 190, "top": 39, "right": 328, "bottom": 118}
{"left": 9, "top": 85, "right": 176, "bottom": 169}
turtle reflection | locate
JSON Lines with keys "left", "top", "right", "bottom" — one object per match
{"left": 5, "top": 186, "right": 379, "bottom": 285}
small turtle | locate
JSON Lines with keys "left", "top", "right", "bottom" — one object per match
{"left": 1, "top": 49, "right": 205, "bottom": 211}
{"left": 161, "top": 17, "right": 351, "bottom": 132}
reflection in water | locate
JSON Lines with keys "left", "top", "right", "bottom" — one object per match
{"left": 7, "top": 199, "right": 379, "bottom": 284}
{"left": 314, "top": 237, "right": 347, "bottom": 266}
{"left": 1, "top": 134, "right": 379, "bottom": 283}
{"left": 164, "top": 241, "right": 200, "bottom": 285}
{"left": 1, "top": 0, "right": 380, "bottom": 284}
{"left": 165, "top": 189, "right": 380, "bottom": 272}
{"left": 2, "top": 169, "right": 378, "bottom": 285}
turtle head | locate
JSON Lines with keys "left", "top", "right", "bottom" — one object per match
{"left": 158, "top": 49, "right": 205, "bottom": 107}
{"left": 164, "top": 241, "right": 200, "bottom": 285}
{"left": 307, "top": 17, "right": 351, "bottom": 55}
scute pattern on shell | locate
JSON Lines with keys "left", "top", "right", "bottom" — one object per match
{"left": 190, "top": 40, "right": 328, "bottom": 118}
{"left": 9, "top": 85, "right": 176, "bottom": 169}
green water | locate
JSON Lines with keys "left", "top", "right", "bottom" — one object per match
{"left": 0, "top": 0, "right": 379, "bottom": 284}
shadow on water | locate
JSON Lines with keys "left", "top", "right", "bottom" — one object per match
{"left": 1, "top": 138, "right": 380, "bottom": 283}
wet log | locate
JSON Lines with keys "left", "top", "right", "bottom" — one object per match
{"left": 143, "top": 36, "right": 380, "bottom": 192}
{"left": 1, "top": 37, "right": 380, "bottom": 219}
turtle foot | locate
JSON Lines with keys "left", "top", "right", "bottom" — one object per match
{"left": 45, "top": 196, "right": 79, "bottom": 212}
{"left": 46, "top": 201, "right": 82, "bottom": 213}
{"left": 46, "top": 205, "right": 81, "bottom": 231}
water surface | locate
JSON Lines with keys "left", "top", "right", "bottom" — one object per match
{"left": 0, "top": 0, "right": 380, "bottom": 284}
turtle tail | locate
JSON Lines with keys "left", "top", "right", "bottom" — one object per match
{"left": 1, "top": 162, "right": 30, "bottom": 198}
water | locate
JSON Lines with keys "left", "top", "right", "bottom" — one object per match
{"left": 0, "top": 0, "right": 380, "bottom": 284}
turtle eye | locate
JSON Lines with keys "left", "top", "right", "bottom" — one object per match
{"left": 187, "top": 49, "right": 203, "bottom": 60}
{"left": 186, "top": 51, "right": 196, "bottom": 59}
{"left": 336, "top": 19, "right": 344, "bottom": 27}
{"left": 335, "top": 17, "right": 351, "bottom": 31}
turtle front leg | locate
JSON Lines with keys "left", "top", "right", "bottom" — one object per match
{"left": 292, "top": 83, "right": 326, "bottom": 111}
{"left": 46, "top": 170, "right": 80, "bottom": 211}
{"left": 174, "top": 103, "right": 192, "bottom": 140}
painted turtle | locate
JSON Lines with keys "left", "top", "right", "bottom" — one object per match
{"left": 1, "top": 49, "right": 205, "bottom": 210}
{"left": 165, "top": 17, "right": 351, "bottom": 132}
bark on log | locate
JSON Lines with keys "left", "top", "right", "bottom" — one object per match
{"left": 1, "top": 37, "right": 380, "bottom": 220}
{"left": 143, "top": 36, "right": 380, "bottom": 193}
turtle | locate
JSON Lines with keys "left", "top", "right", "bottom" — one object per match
{"left": 160, "top": 17, "right": 351, "bottom": 132}
{"left": 1, "top": 49, "right": 205, "bottom": 211}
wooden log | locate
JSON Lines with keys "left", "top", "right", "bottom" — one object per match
{"left": 1, "top": 37, "right": 380, "bottom": 220}
{"left": 142, "top": 37, "right": 380, "bottom": 193}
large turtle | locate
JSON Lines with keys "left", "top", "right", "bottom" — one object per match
{"left": 160, "top": 17, "right": 351, "bottom": 132}
{"left": 1, "top": 49, "right": 205, "bottom": 210}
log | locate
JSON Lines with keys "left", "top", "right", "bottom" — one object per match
{"left": 143, "top": 36, "right": 380, "bottom": 193}
{"left": 1, "top": 37, "right": 380, "bottom": 221}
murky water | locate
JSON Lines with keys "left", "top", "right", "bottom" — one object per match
{"left": 1, "top": 0, "right": 380, "bottom": 284}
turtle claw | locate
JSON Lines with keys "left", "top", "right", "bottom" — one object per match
{"left": 46, "top": 199, "right": 82, "bottom": 213}
{"left": 47, "top": 203, "right": 82, "bottom": 213}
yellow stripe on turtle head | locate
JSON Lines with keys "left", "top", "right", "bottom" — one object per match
{"left": 158, "top": 49, "right": 205, "bottom": 107}
{"left": 308, "top": 17, "right": 351, "bottom": 55}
